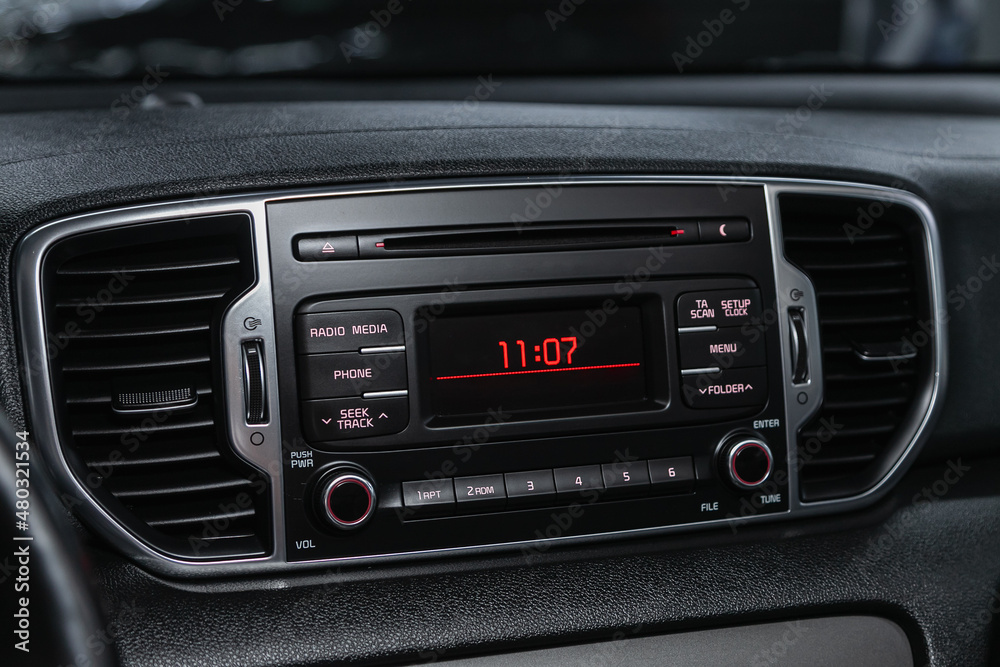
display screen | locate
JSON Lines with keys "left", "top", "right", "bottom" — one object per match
{"left": 427, "top": 307, "right": 647, "bottom": 419}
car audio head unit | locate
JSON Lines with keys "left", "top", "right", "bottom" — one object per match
{"left": 17, "top": 176, "right": 945, "bottom": 574}
{"left": 273, "top": 182, "right": 800, "bottom": 563}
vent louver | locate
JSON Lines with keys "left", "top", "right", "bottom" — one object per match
{"left": 780, "top": 194, "right": 934, "bottom": 502}
{"left": 43, "top": 215, "right": 269, "bottom": 559}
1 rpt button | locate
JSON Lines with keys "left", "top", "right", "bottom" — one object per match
{"left": 401, "top": 479, "right": 455, "bottom": 516}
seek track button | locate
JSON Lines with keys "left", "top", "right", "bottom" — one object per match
{"left": 301, "top": 396, "right": 408, "bottom": 441}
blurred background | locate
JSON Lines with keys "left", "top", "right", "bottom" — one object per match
{"left": 0, "top": 0, "right": 995, "bottom": 80}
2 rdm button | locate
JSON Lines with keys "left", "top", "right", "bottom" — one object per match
{"left": 301, "top": 396, "right": 408, "bottom": 441}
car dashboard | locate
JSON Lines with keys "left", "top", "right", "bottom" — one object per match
{"left": 1, "top": 78, "right": 1000, "bottom": 666}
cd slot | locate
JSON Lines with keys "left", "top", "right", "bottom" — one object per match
{"left": 346, "top": 218, "right": 745, "bottom": 259}
{"left": 364, "top": 221, "right": 697, "bottom": 257}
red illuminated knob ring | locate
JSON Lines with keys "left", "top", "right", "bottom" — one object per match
{"left": 727, "top": 440, "right": 773, "bottom": 490}
{"left": 321, "top": 474, "right": 376, "bottom": 530}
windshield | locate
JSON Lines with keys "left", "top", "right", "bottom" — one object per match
{"left": 0, "top": 0, "right": 996, "bottom": 80}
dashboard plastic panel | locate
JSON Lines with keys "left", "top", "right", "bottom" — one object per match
{"left": 0, "top": 98, "right": 997, "bottom": 665}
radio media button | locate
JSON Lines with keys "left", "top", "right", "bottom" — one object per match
{"left": 601, "top": 461, "right": 650, "bottom": 496}
{"left": 648, "top": 457, "right": 696, "bottom": 494}
{"left": 698, "top": 220, "right": 750, "bottom": 243}
{"left": 681, "top": 367, "right": 768, "bottom": 409}
{"left": 454, "top": 474, "right": 507, "bottom": 511}
{"left": 676, "top": 289, "right": 762, "bottom": 328}
{"left": 402, "top": 479, "right": 455, "bottom": 516}
{"left": 504, "top": 470, "right": 557, "bottom": 505}
{"left": 554, "top": 465, "right": 604, "bottom": 497}
{"left": 295, "top": 235, "right": 359, "bottom": 261}
{"left": 298, "top": 351, "right": 407, "bottom": 400}
{"left": 678, "top": 326, "right": 765, "bottom": 370}
{"left": 300, "top": 396, "right": 408, "bottom": 441}
{"left": 297, "top": 310, "right": 404, "bottom": 354}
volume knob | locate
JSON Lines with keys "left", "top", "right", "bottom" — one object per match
{"left": 318, "top": 472, "right": 376, "bottom": 530}
{"left": 722, "top": 438, "right": 773, "bottom": 490}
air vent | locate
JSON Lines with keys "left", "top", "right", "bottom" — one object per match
{"left": 780, "top": 194, "right": 935, "bottom": 502}
{"left": 42, "top": 215, "right": 268, "bottom": 559}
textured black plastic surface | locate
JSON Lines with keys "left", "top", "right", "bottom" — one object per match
{"left": 430, "top": 616, "right": 913, "bottom": 667}
{"left": 1, "top": 96, "right": 1000, "bottom": 666}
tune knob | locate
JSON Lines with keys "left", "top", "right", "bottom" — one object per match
{"left": 318, "top": 471, "right": 376, "bottom": 530}
{"left": 721, "top": 437, "right": 773, "bottom": 490}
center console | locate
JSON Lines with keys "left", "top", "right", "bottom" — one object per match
{"left": 18, "top": 176, "right": 944, "bottom": 574}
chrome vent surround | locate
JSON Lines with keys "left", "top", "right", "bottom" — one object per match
{"left": 40, "top": 214, "right": 270, "bottom": 559}
{"left": 779, "top": 194, "right": 936, "bottom": 502}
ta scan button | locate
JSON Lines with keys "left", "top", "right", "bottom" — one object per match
{"left": 677, "top": 289, "right": 762, "bottom": 328}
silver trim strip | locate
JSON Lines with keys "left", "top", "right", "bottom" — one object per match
{"left": 680, "top": 367, "right": 722, "bottom": 376}
{"left": 14, "top": 175, "right": 946, "bottom": 576}
{"left": 360, "top": 345, "right": 406, "bottom": 354}
{"left": 676, "top": 325, "right": 717, "bottom": 334}
{"left": 362, "top": 389, "right": 408, "bottom": 399}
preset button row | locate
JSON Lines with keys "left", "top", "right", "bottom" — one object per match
{"left": 401, "top": 457, "right": 695, "bottom": 517}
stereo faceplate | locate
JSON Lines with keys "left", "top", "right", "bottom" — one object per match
{"left": 267, "top": 183, "right": 793, "bottom": 562}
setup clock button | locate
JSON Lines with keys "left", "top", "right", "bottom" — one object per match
{"left": 677, "top": 289, "right": 762, "bottom": 327}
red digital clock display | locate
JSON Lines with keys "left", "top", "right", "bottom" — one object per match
{"left": 427, "top": 307, "right": 646, "bottom": 418}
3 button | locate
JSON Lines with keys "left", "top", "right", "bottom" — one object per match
{"left": 504, "top": 470, "right": 557, "bottom": 504}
